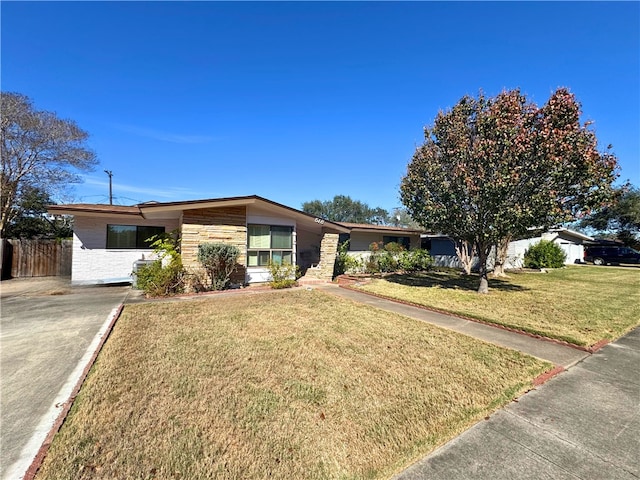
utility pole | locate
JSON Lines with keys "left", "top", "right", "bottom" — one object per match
{"left": 104, "top": 170, "right": 113, "bottom": 205}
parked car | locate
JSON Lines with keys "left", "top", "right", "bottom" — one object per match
{"left": 584, "top": 245, "right": 640, "bottom": 265}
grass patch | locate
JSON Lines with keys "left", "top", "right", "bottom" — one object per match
{"left": 355, "top": 266, "right": 640, "bottom": 347}
{"left": 36, "top": 290, "right": 549, "bottom": 480}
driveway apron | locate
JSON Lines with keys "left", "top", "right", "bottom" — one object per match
{"left": 0, "top": 278, "right": 130, "bottom": 480}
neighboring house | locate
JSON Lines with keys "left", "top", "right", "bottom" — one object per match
{"left": 507, "top": 228, "right": 594, "bottom": 267}
{"left": 47, "top": 195, "right": 350, "bottom": 286}
{"left": 421, "top": 228, "right": 594, "bottom": 270}
{"left": 337, "top": 222, "right": 424, "bottom": 262}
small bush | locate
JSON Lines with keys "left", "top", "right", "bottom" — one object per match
{"left": 268, "top": 261, "right": 299, "bottom": 289}
{"left": 524, "top": 240, "right": 567, "bottom": 269}
{"left": 383, "top": 242, "right": 405, "bottom": 254}
{"left": 376, "top": 251, "right": 399, "bottom": 273}
{"left": 334, "top": 241, "right": 364, "bottom": 275}
{"left": 134, "top": 229, "right": 185, "bottom": 297}
{"left": 362, "top": 242, "right": 432, "bottom": 275}
{"left": 399, "top": 249, "right": 433, "bottom": 272}
{"left": 197, "top": 243, "right": 240, "bottom": 290}
{"left": 136, "top": 259, "right": 185, "bottom": 297}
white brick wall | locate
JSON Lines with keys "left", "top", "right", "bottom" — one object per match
{"left": 72, "top": 216, "right": 179, "bottom": 285}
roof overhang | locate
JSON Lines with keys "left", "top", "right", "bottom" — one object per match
{"left": 47, "top": 195, "right": 350, "bottom": 233}
{"left": 339, "top": 222, "right": 424, "bottom": 236}
{"left": 47, "top": 204, "right": 142, "bottom": 219}
{"left": 549, "top": 228, "right": 594, "bottom": 243}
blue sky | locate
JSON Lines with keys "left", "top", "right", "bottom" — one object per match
{"left": 2, "top": 1, "right": 638, "bottom": 213}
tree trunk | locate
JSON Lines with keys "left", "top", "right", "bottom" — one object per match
{"left": 492, "top": 235, "right": 512, "bottom": 278}
{"left": 454, "top": 239, "right": 476, "bottom": 275}
{"left": 476, "top": 242, "right": 490, "bottom": 294}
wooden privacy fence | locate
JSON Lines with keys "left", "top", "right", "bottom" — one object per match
{"left": 1, "top": 239, "right": 72, "bottom": 279}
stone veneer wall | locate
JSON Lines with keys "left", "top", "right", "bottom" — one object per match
{"left": 181, "top": 206, "right": 247, "bottom": 285}
{"left": 304, "top": 232, "right": 339, "bottom": 280}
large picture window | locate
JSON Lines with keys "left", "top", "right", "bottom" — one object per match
{"left": 383, "top": 235, "right": 411, "bottom": 250}
{"left": 107, "top": 225, "right": 165, "bottom": 249}
{"left": 247, "top": 224, "right": 293, "bottom": 266}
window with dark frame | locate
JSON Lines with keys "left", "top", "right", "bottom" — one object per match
{"left": 383, "top": 235, "right": 411, "bottom": 249}
{"left": 247, "top": 224, "right": 293, "bottom": 266}
{"left": 106, "top": 225, "right": 165, "bottom": 249}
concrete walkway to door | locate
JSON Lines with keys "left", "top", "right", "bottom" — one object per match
{"left": 0, "top": 277, "right": 130, "bottom": 480}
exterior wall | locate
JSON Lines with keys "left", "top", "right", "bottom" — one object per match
{"left": 559, "top": 242, "right": 585, "bottom": 264}
{"left": 71, "top": 215, "right": 179, "bottom": 285}
{"left": 507, "top": 238, "right": 540, "bottom": 269}
{"left": 296, "top": 227, "right": 321, "bottom": 272}
{"left": 181, "top": 206, "right": 247, "bottom": 285}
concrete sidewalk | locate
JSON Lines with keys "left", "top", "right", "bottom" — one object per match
{"left": 395, "top": 327, "right": 640, "bottom": 479}
{"left": 318, "top": 284, "right": 588, "bottom": 368}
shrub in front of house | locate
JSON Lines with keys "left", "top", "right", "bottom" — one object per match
{"left": 524, "top": 240, "right": 567, "bottom": 269}
{"left": 334, "top": 241, "right": 364, "bottom": 276}
{"left": 363, "top": 241, "right": 433, "bottom": 274}
{"left": 268, "top": 261, "right": 299, "bottom": 289}
{"left": 136, "top": 259, "right": 185, "bottom": 297}
{"left": 134, "top": 230, "right": 185, "bottom": 297}
{"left": 399, "top": 249, "right": 433, "bottom": 272}
{"left": 197, "top": 243, "right": 240, "bottom": 290}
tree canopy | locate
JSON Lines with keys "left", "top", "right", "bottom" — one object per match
{"left": 579, "top": 184, "right": 640, "bottom": 248}
{"left": 2, "top": 186, "right": 72, "bottom": 239}
{"left": 401, "top": 88, "right": 618, "bottom": 293}
{"left": 302, "top": 195, "right": 389, "bottom": 225}
{"left": 1, "top": 92, "right": 97, "bottom": 237}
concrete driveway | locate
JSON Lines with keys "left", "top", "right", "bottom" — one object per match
{"left": 0, "top": 277, "right": 130, "bottom": 480}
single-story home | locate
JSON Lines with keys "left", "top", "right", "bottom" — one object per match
{"left": 422, "top": 228, "right": 594, "bottom": 270}
{"left": 47, "top": 195, "right": 422, "bottom": 286}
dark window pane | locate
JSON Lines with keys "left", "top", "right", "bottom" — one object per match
{"left": 137, "top": 226, "right": 165, "bottom": 248}
{"left": 271, "top": 226, "right": 292, "bottom": 249}
{"left": 248, "top": 225, "right": 270, "bottom": 248}
{"left": 258, "top": 251, "right": 271, "bottom": 266}
{"left": 107, "top": 225, "right": 136, "bottom": 248}
{"left": 106, "top": 225, "right": 164, "bottom": 249}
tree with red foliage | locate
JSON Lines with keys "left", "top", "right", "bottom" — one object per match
{"left": 401, "top": 88, "right": 618, "bottom": 293}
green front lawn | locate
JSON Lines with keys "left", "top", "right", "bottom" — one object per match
{"left": 36, "top": 290, "right": 549, "bottom": 480}
{"left": 354, "top": 265, "right": 640, "bottom": 347}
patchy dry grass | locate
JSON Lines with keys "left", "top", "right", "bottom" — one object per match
{"left": 355, "top": 266, "right": 640, "bottom": 347}
{"left": 36, "top": 290, "right": 549, "bottom": 480}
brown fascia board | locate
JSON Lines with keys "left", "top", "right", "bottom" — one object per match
{"left": 46, "top": 204, "right": 142, "bottom": 217}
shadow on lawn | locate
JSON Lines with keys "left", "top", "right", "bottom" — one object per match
{"left": 384, "top": 271, "right": 529, "bottom": 292}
